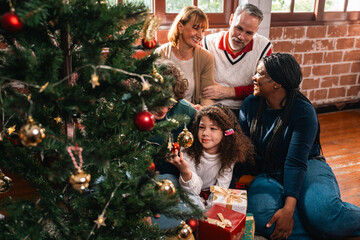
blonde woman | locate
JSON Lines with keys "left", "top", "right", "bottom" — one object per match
{"left": 155, "top": 6, "right": 215, "bottom": 110}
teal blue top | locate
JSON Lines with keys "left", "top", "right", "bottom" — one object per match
{"left": 239, "top": 94, "right": 320, "bottom": 199}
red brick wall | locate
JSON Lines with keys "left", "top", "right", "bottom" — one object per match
{"left": 270, "top": 24, "right": 360, "bottom": 107}
{"left": 157, "top": 23, "right": 360, "bottom": 107}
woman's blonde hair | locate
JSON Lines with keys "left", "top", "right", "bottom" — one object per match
{"left": 168, "top": 6, "right": 209, "bottom": 46}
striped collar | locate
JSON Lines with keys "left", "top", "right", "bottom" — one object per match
{"left": 218, "top": 31, "right": 254, "bottom": 58}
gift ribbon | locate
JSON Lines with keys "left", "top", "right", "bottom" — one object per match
{"left": 207, "top": 213, "right": 232, "bottom": 229}
{"left": 210, "top": 186, "right": 246, "bottom": 210}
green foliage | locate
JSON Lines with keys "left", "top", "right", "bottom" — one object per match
{"left": 271, "top": 0, "right": 291, "bottom": 12}
{"left": 0, "top": 0, "right": 203, "bottom": 239}
{"left": 198, "top": 0, "right": 224, "bottom": 13}
{"left": 294, "top": 0, "right": 315, "bottom": 12}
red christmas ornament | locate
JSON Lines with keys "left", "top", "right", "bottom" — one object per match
{"left": 148, "top": 162, "right": 155, "bottom": 171}
{"left": 134, "top": 111, "right": 155, "bottom": 131}
{"left": 186, "top": 218, "right": 199, "bottom": 232}
{"left": 142, "top": 38, "right": 157, "bottom": 49}
{"left": 171, "top": 142, "right": 180, "bottom": 153}
{"left": 1, "top": 9, "right": 23, "bottom": 33}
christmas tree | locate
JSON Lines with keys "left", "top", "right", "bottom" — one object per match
{"left": 0, "top": 0, "right": 203, "bottom": 239}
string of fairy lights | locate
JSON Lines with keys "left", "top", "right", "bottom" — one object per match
{"left": 0, "top": 64, "right": 163, "bottom": 238}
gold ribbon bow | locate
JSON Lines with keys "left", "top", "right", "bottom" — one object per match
{"left": 207, "top": 213, "right": 232, "bottom": 229}
{"left": 210, "top": 186, "right": 246, "bottom": 209}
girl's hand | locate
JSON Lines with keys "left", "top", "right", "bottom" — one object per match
{"left": 167, "top": 150, "right": 192, "bottom": 181}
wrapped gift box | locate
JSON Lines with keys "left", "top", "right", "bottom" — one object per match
{"left": 210, "top": 185, "right": 247, "bottom": 214}
{"left": 241, "top": 213, "right": 255, "bottom": 240}
{"left": 198, "top": 204, "right": 246, "bottom": 240}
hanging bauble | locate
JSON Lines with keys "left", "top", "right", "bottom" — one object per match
{"left": 157, "top": 179, "right": 176, "bottom": 196}
{"left": 142, "top": 37, "right": 157, "bottom": 49}
{"left": 140, "top": 14, "right": 160, "bottom": 49}
{"left": 134, "top": 111, "right": 155, "bottom": 131}
{"left": 177, "top": 127, "right": 193, "bottom": 148}
{"left": 69, "top": 170, "right": 91, "bottom": 192}
{"left": 186, "top": 218, "right": 199, "bottom": 232}
{"left": 0, "top": 170, "right": 13, "bottom": 193}
{"left": 177, "top": 221, "right": 195, "bottom": 240}
{"left": 18, "top": 117, "right": 46, "bottom": 147}
{"left": 148, "top": 162, "right": 155, "bottom": 171}
{"left": 1, "top": 8, "right": 23, "bottom": 33}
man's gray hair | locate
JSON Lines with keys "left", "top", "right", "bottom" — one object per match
{"left": 234, "top": 3, "right": 264, "bottom": 24}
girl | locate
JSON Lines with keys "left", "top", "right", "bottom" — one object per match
{"left": 168, "top": 104, "right": 254, "bottom": 209}
{"left": 155, "top": 6, "right": 215, "bottom": 110}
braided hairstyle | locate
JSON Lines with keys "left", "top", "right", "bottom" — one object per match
{"left": 186, "top": 104, "right": 255, "bottom": 176}
{"left": 249, "top": 53, "right": 321, "bottom": 172}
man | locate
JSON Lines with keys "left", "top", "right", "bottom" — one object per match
{"left": 202, "top": 3, "right": 272, "bottom": 116}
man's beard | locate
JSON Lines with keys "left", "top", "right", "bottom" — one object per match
{"left": 229, "top": 37, "right": 245, "bottom": 51}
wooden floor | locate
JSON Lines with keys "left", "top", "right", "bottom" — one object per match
{"left": 318, "top": 108, "right": 360, "bottom": 207}
{"left": 1, "top": 109, "right": 360, "bottom": 210}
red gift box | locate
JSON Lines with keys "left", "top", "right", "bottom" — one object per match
{"left": 198, "top": 204, "right": 246, "bottom": 240}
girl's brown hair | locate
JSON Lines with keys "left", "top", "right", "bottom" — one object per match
{"left": 186, "top": 104, "right": 255, "bottom": 175}
{"left": 168, "top": 6, "right": 209, "bottom": 47}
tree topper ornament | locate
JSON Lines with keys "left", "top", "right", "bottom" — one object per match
{"left": 140, "top": 14, "right": 161, "bottom": 49}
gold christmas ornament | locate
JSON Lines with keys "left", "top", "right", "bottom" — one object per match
{"left": 152, "top": 68, "right": 164, "bottom": 83}
{"left": 67, "top": 146, "right": 91, "bottom": 193}
{"left": 69, "top": 169, "right": 91, "bottom": 192}
{"left": 0, "top": 170, "right": 13, "bottom": 193}
{"left": 157, "top": 179, "right": 176, "bottom": 196}
{"left": 177, "top": 126, "right": 193, "bottom": 148}
{"left": 177, "top": 221, "right": 194, "bottom": 240}
{"left": 18, "top": 117, "right": 46, "bottom": 147}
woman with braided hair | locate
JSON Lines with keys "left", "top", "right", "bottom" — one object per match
{"left": 239, "top": 53, "right": 360, "bottom": 239}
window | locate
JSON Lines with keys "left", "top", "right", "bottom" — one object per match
{"left": 271, "top": 0, "right": 315, "bottom": 12}
{"left": 271, "top": 0, "right": 360, "bottom": 26}
{"left": 324, "top": 0, "right": 345, "bottom": 11}
{"left": 121, "top": 0, "right": 236, "bottom": 28}
{"left": 347, "top": 0, "right": 360, "bottom": 11}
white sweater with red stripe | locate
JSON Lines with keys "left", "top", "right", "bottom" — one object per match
{"left": 203, "top": 31, "right": 271, "bottom": 110}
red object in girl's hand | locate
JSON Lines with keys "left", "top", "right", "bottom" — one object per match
{"left": 148, "top": 162, "right": 155, "bottom": 171}
{"left": 171, "top": 142, "right": 180, "bottom": 153}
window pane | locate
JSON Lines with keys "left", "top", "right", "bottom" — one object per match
{"left": 198, "top": 0, "right": 224, "bottom": 13}
{"left": 347, "top": 0, "right": 360, "bottom": 11}
{"left": 324, "top": 0, "right": 345, "bottom": 12}
{"left": 106, "top": 0, "right": 118, "bottom": 6}
{"left": 294, "top": 0, "right": 315, "bottom": 12}
{"left": 166, "top": 0, "right": 193, "bottom": 13}
{"left": 123, "top": 0, "right": 153, "bottom": 12}
{"left": 271, "top": 0, "right": 291, "bottom": 12}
